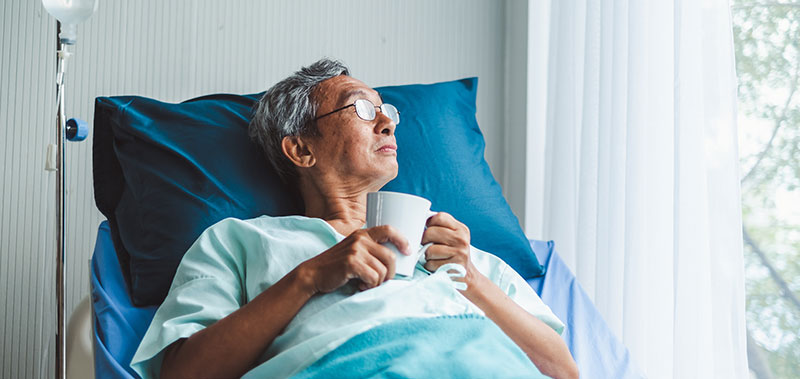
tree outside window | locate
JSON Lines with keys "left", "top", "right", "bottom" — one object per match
{"left": 732, "top": 1, "right": 800, "bottom": 377}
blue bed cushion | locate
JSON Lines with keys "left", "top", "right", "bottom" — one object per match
{"left": 93, "top": 77, "right": 544, "bottom": 306}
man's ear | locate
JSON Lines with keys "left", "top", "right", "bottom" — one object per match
{"left": 282, "top": 135, "right": 316, "bottom": 168}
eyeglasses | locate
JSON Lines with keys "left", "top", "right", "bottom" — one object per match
{"left": 314, "top": 99, "right": 400, "bottom": 125}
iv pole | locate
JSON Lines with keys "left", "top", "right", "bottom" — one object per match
{"left": 48, "top": 20, "right": 89, "bottom": 379}
{"left": 41, "top": 1, "right": 95, "bottom": 377}
{"left": 56, "top": 21, "right": 69, "bottom": 378}
{"left": 54, "top": 21, "right": 68, "bottom": 379}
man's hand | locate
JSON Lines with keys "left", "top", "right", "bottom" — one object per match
{"left": 298, "top": 225, "right": 410, "bottom": 294}
{"left": 422, "top": 213, "right": 578, "bottom": 378}
{"left": 421, "top": 212, "right": 482, "bottom": 291}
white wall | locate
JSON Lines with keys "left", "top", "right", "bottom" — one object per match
{"left": 0, "top": 0, "right": 526, "bottom": 377}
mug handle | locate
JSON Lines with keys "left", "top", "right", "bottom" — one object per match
{"left": 416, "top": 210, "right": 439, "bottom": 264}
{"left": 418, "top": 242, "right": 434, "bottom": 255}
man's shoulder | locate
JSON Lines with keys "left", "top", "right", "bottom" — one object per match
{"left": 181, "top": 214, "right": 319, "bottom": 269}
{"left": 197, "top": 214, "right": 334, "bottom": 248}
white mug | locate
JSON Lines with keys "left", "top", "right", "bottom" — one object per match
{"left": 366, "top": 191, "right": 436, "bottom": 278}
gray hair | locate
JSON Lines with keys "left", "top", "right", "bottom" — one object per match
{"left": 249, "top": 58, "right": 350, "bottom": 182}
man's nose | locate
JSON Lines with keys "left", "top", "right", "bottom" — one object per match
{"left": 374, "top": 111, "right": 396, "bottom": 135}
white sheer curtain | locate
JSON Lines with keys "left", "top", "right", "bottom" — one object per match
{"left": 524, "top": 0, "right": 748, "bottom": 377}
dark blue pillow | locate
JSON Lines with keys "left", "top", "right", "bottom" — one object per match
{"left": 93, "top": 94, "right": 302, "bottom": 306}
{"left": 93, "top": 78, "right": 543, "bottom": 306}
{"left": 379, "top": 78, "right": 544, "bottom": 280}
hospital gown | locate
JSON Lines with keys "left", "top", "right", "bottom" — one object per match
{"left": 130, "top": 215, "right": 564, "bottom": 378}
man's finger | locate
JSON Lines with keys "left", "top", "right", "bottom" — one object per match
{"left": 422, "top": 226, "right": 467, "bottom": 247}
{"left": 425, "top": 211, "right": 461, "bottom": 230}
{"left": 425, "top": 258, "right": 455, "bottom": 273}
{"left": 351, "top": 256, "right": 381, "bottom": 288}
{"left": 366, "top": 241, "right": 396, "bottom": 280}
{"left": 362, "top": 249, "right": 391, "bottom": 285}
{"left": 424, "top": 244, "right": 459, "bottom": 261}
{"left": 367, "top": 225, "right": 411, "bottom": 255}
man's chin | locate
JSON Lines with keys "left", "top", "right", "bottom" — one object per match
{"left": 375, "top": 166, "right": 398, "bottom": 188}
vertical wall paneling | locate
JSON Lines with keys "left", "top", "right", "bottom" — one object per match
{"left": 1, "top": 1, "right": 59, "bottom": 377}
{"left": 504, "top": 0, "right": 528, "bottom": 224}
{"left": 0, "top": 1, "right": 524, "bottom": 377}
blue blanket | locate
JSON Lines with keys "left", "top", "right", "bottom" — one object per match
{"left": 292, "top": 314, "right": 545, "bottom": 379}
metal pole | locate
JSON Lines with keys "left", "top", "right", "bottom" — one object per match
{"left": 54, "top": 21, "right": 67, "bottom": 379}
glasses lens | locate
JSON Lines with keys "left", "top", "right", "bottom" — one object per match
{"left": 381, "top": 104, "right": 400, "bottom": 125}
{"left": 354, "top": 99, "right": 376, "bottom": 121}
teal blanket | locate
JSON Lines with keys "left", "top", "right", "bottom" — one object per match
{"left": 292, "top": 314, "right": 545, "bottom": 379}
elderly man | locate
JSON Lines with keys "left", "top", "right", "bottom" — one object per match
{"left": 131, "top": 59, "right": 578, "bottom": 379}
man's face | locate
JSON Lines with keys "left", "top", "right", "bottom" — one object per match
{"left": 304, "top": 75, "right": 399, "bottom": 188}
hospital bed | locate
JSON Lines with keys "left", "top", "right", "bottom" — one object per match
{"left": 89, "top": 222, "right": 639, "bottom": 378}
{"left": 79, "top": 77, "right": 642, "bottom": 378}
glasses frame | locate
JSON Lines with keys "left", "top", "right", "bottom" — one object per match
{"left": 314, "top": 98, "right": 400, "bottom": 125}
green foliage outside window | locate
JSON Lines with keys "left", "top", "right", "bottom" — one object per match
{"left": 732, "top": 1, "right": 800, "bottom": 377}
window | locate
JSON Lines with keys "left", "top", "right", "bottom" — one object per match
{"left": 732, "top": 1, "right": 800, "bottom": 377}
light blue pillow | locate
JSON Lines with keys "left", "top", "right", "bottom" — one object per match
{"left": 379, "top": 78, "right": 544, "bottom": 278}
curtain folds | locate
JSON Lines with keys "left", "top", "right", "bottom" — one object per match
{"left": 526, "top": 0, "right": 748, "bottom": 377}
